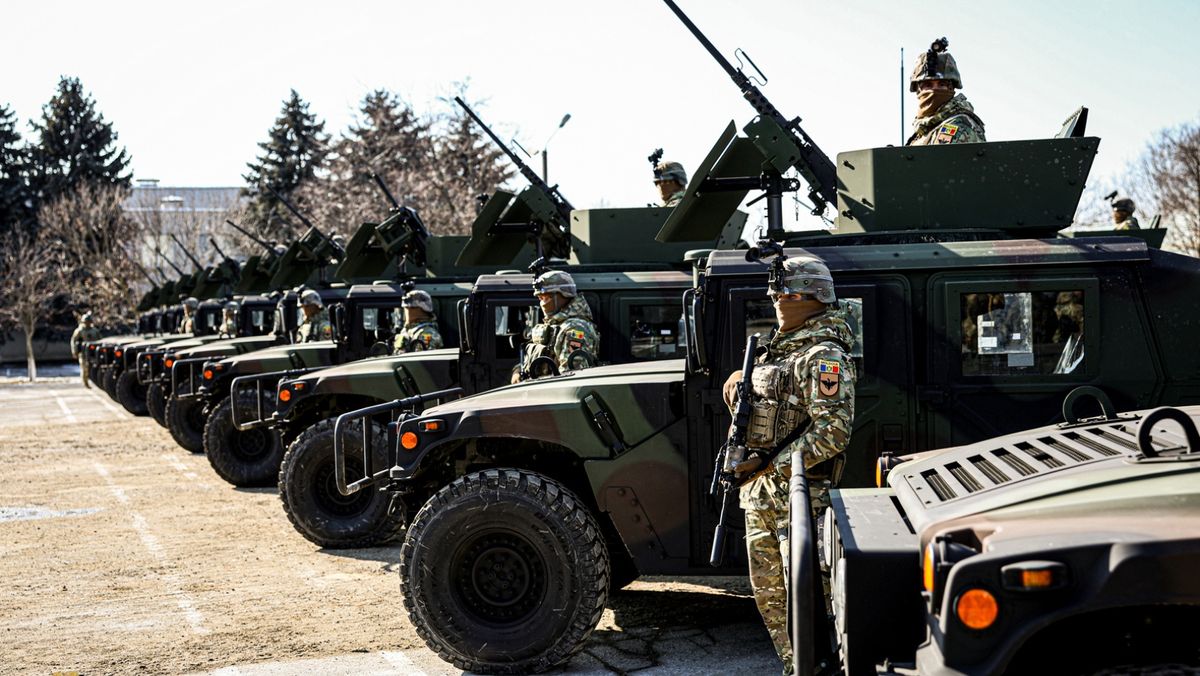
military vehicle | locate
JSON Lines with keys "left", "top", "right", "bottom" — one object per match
{"left": 311, "top": 3, "right": 1200, "bottom": 672}
{"left": 811, "top": 398, "right": 1200, "bottom": 676}
{"left": 263, "top": 99, "right": 742, "bottom": 549}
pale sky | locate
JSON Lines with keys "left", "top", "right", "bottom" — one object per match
{"left": 4, "top": 0, "right": 1198, "bottom": 232}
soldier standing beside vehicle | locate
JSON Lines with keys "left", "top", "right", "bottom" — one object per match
{"left": 181, "top": 297, "right": 199, "bottom": 333}
{"left": 393, "top": 289, "right": 443, "bottom": 353}
{"left": 296, "top": 290, "right": 332, "bottom": 342}
{"left": 654, "top": 160, "right": 689, "bottom": 207}
{"left": 721, "top": 255, "right": 857, "bottom": 673}
{"left": 220, "top": 301, "right": 239, "bottom": 338}
{"left": 906, "top": 38, "right": 986, "bottom": 146}
{"left": 71, "top": 312, "right": 102, "bottom": 388}
{"left": 511, "top": 270, "right": 600, "bottom": 383}
{"left": 1111, "top": 195, "right": 1140, "bottom": 230}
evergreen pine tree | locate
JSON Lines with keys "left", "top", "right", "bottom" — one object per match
{"left": 242, "top": 90, "right": 329, "bottom": 240}
{"left": 0, "top": 104, "right": 31, "bottom": 236}
{"left": 27, "top": 77, "right": 131, "bottom": 209}
{"left": 297, "top": 89, "right": 434, "bottom": 237}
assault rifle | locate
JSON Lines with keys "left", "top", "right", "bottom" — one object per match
{"left": 710, "top": 332, "right": 759, "bottom": 566}
{"left": 661, "top": 0, "right": 838, "bottom": 217}
{"left": 453, "top": 96, "right": 574, "bottom": 249}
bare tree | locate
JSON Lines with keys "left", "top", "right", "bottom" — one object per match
{"left": 37, "top": 182, "right": 145, "bottom": 327}
{"left": 0, "top": 226, "right": 68, "bottom": 381}
{"left": 1144, "top": 120, "right": 1200, "bottom": 256}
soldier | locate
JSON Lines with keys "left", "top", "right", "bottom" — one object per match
{"left": 1111, "top": 195, "right": 1140, "bottom": 230}
{"left": 220, "top": 300, "right": 239, "bottom": 338}
{"left": 511, "top": 270, "right": 600, "bottom": 383}
{"left": 906, "top": 38, "right": 986, "bottom": 146}
{"left": 181, "top": 297, "right": 199, "bottom": 333}
{"left": 296, "top": 289, "right": 332, "bottom": 342}
{"left": 71, "top": 312, "right": 102, "bottom": 388}
{"left": 653, "top": 160, "right": 689, "bottom": 207}
{"left": 720, "top": 255, "right": 858, "bottom": 673}
{"left": 393, "top": 289, "right": 444, "bottom": 353}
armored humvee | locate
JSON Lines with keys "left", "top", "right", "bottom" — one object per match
{"left": 813, "top": 400, "right": 1200, "bottom": 676}
{"left": 333, "top": 107, "right": 1200, "bottom": 673}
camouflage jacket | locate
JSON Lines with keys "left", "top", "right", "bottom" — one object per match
{"left": 297, "top": 308, "right": 332, "bottom": 343}
{"left": 71, "top": 325, "right": 102, "bottom": 358}
{"left": 907, "top": 93, "right": 986, "bottom": 146}
{"left": 394, "top": 320, "right": 443, "bottom": 353}
{"left": 1115, "top": 216, "right": 1141, "bottom": 231}
{"left": 740, "top": 302, "right": 857, "bottom": 510}
{"left": 663, "top": 189, "right": 685, "bottom": 208}
{"left": 219, "top": 318, "right": 237, "bottom": 338}
{"left": 517, "top": 296, "right": 600, "bottom": 379}
{"left": 181, "top": 317, "right": 195, "bottom": 334}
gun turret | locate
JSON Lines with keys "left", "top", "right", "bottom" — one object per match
{"left": 169, "top": 232, "right": 205, "bottom": 271}
{"left": 266, "top": 186, "right": 346, "bottom": 260}
{"left": 369, "top": 173, "right": 430, "bottom": 270}
{"left": 662, "top": 0, "right": 837, "bottom": 216}
{"left": 453, "top": 96, "right": 573, "bottom": 258}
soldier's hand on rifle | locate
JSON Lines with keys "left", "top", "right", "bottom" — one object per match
{"left": 723, "top": 370, "right": 743, "bottom": 410}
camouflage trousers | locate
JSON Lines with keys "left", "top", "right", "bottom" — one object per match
{"left": 743, "top": 477, "right": 830, "bottom": 675}
{"left": 78, "top": 357, "right": 90, "bottom": 389}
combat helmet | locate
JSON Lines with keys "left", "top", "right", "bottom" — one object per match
{"left": 402, "top": 289, "right": 435, "bottom": 314}
{"left": 533, "top": 270, "right": 577, "bottom": 298}
{"left": 653, "top": 161, "right": 689, "bottom": 186}
{"left": 1112, "top": 195, "right": 1136, "bottom": 214}
{"left": 299, "top": 289, "right": 324, "bottom": 308}
{"left": 768, "top": 255, "right": 837, "bottom": 304}
{"left": 224, "top": 300, "right": 240, "bottom": 313}
{"left": 909, "top": 37, "right": 962, "bottom": 91}
{"left": 183, "top": 297, "right": 199, "bottom": 310}
{"left": 82, "top": 312, "right": 94, "bottom": 323}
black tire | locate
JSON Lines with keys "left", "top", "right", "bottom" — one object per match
{"left": 165, "top": 382, "right": 207, "bottom": 453}
{"left": 146, "top": 381, "right": 168, "bottom": 427}
{"left": 202, "top": 392, "right": 283, "bottom": 487}
{"left": 102, "top": 367, "right": 120, "bottom": 400}
{"left": 278, "top": 418, "right": 404, "bottom": 548}
{"left": 116, "top": 370, "right": 149, "bottom": 416}
{"left": 401, "top": 468, "right": 609, "bottom": 674}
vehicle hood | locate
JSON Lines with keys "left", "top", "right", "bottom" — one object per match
{"left": 173, "top": 334, "right": 277, "bottom": 359}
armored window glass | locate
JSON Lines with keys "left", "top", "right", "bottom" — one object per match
{"left": 205, "top": 313, "right": 218, "bottom": 328}
{"left": 493, "top": 304, "right": 535, "bottom": 360}
{"left": 960, "top": 290, "right": 1084, "bottom": 376}
{"left": 628, "top": 303, "right": 684, "bottom": 361}
{"left": 251, "top": 310, "right": 265, "bottom": 328}
{"left": 362, "top": 308, "right": 378, "bottom": 331}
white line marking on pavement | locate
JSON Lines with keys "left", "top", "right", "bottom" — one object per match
{"left": 94, "top": 462, "right": 210, "bottom": 635}
{"left": 85, "top": 389, "right": 131, "bottom": 420}
{"left": 381, "top": 651, "right": 429, "bottom": 675}
{"left": 55, "top": 397, "right": 78, "bottom": 424}
{"left": 161, "top": 454, "right": 213, "bottom": 489}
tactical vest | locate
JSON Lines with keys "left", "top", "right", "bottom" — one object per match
{"left": 745, "top": 339, "right": 847, "bottom": 450}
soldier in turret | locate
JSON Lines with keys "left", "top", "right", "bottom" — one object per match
{"left": 181, "top": 297, "right": 199, "bottom": 333}
{"left": 511, "top": 270, "right": 600, "bottom": 383}
{"left": 721, "top": 255, "right": 858, "bottom": 673}
{"left": 1111, "top": 195, "right": 1140, "bottom": 230}
{"left": 220, "top": 300, "right": 239, "bottom": 338}
{"left": 393, "top": 289, "right": 443, "bottom": 353}
{"left": 653, "top": 160, "right": 689, "bottom": 207}
{"left": 71, "top": 312, "right": 102, "bottom": 388}
{"left": 296, "top": 289, "right": 332, "bottom": 342}
{"left": 906, "top": 38, "right": 986, "bottom": 146}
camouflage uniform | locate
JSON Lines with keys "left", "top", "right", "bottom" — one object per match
{"left": 71, "top": 314, "right": 102, "bottom": 388}
{"left": 906, "top": 38, "right": 986, "bottom": 146}
{"left": 394, "top": 321, "right": 443, "bottom": 353}
{"left": 516, "top": 271, "right": 600, "bottom": 380}
{"left": 654, "top": 161, "right": 688, "bottom": 207}
{"left": 736, "top": 258, "right": 857, "bottom": 672}
{"left": 181, "top": 297, "right": 199, "bottom": 334}
{"left": 907, "top": 94, "right": 986, "bottom": 146}
{"left": 220, "top": 301, "right": 239, "bottom": 338}
{"left": 297, "top": 308, "right": 332, "bottom": 343}
{"left": 1112, "top": 196, "right": 1140, "bottom": 230}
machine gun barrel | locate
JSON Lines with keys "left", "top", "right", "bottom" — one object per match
{"left": 710, "top": 332, "right": 759, "bottom": 566}
{"left": 661, "top": 0, "right": 838, "bottom": 211}
{"left": 453, "top": 96, "right": 574, "bottom": 222}
{"left": 372, "top": 173, "right": 401, "bottom": 210}
{"left": 169, "top": 232, "right": 205, "bottom": 270}
{"left": 126, "top": 253, "right": 163, "bottom": 286}
{"left": 209, "top": 235, "right": 233, "bottom": 262}
{"left": 266, "top": 186, "right": 343, "bottom": 256}
{"left": 225, "top": 220, "right": 276, "bottom": 254}
{"left": 156, "top": 247, "right": 186, "bottom": 276}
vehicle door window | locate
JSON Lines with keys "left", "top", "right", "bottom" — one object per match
{"left": 743, "top": 297, "right": 864, "bottom": 359}
{"left": 492, "top": 303, "right": 536, "bottom": 360}
{"left": 960, "top": 290, "right": 1085, "bottom": 376}
{"left": 629, "top": 303, "right": 684, "bottom": 360}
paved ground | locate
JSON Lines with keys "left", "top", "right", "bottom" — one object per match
{"left": 0, "top": 381, "right": 778, "bottom": 676}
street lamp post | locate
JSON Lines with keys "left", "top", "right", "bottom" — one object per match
{"left": 541, "top": 113, "right": 572, "bottom": 182}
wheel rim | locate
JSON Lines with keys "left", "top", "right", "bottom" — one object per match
{"left": 229, "top": 427, "right": 271, "bottom": 460}
{"left": 452, "top": 530, "right": 546, "bottom": 625}
{"left": 183, "top": 400, "right": 205, "bottom": 434}
{"left": 312, "top": 456, "right": 372, "bottom": 517}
